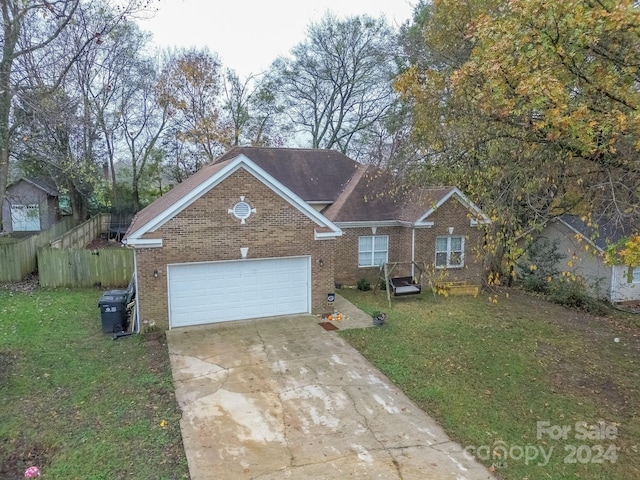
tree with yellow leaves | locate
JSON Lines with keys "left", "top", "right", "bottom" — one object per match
{"left": 396, "top": 0, "right": 640, "bottom": 278}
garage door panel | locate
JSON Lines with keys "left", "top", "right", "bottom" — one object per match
{"left": 168, "top": 257, "right": 310, "bottom": 328}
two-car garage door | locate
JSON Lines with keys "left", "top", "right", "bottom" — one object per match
{"left": 168, "top": 256, "right": 310, "bottom": 328}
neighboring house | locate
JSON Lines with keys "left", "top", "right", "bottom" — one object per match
{"left": 530, "top": 214, "right": 640, "bottom": 302}
{"left": 123, "top": 147, "right": 490, "bottom": 330}
{"left": 1, "top": 178, "right": 60, "bottom": 233}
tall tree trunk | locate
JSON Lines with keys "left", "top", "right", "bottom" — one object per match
{"left": 0, "top": 14, "right": 18, "bottom": 231}
{"left": 69, "top": 184, "right": 88, "bottom": 222}
{"left": 132, "top": 176, "right": 141, "bottom": 212}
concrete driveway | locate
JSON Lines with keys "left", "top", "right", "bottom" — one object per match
{"left": 167, "top": 298, "right": 495, "bottom": 480}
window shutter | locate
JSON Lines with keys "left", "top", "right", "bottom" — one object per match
{"left": 627, "top": 266, "right": 634, "bottom": 283}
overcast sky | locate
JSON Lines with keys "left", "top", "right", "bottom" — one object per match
{"left": 137, "top": 0, "right": 416, "bottom": 77}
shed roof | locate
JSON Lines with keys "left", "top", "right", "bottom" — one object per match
{"left": 8, "top": 177, "right": 59, "bottom": 197}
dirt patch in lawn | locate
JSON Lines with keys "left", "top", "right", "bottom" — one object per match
{"left": 540, "top": 341, "right": 630, "bottom": 413}
{"left": 0, "top": 273, "right": 39, "bottom": 293}
{"left": 0, "top": 437, "right": 56, "bottom": 480}
{"left": 0, "top": 349, "right": 17, "bottom": 383}
{"left": 534, "top": 300, "right": 640, "bottom": 415}
{"left": 85, "top": 237, "right": 125, "bottom": 249}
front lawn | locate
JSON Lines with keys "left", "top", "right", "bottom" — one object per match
{"left": 0, "top": 288, "right": 188, "bottom": 479}
{"left": 339, "top": 288, "right": 640, "bottom": 479}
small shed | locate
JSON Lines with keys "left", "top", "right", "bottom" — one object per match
{"left": 1, "top": 178, "right": 60, "bottom": 233}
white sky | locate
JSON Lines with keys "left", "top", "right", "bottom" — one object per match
{"left": 137, "top": 0, "right": 416, "bottom": 77}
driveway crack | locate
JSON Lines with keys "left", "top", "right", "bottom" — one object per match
{"left": 343, "top": 385, "right": 404, "bottom": 480}
{"left": 256, "top": 327, "right": 295, "bottom": 467}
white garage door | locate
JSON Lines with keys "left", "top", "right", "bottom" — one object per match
{"left": 168, "top": 256, "right": 310, "bottom": 328}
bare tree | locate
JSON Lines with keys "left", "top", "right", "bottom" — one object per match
{"left": 270, "top": 14, "right": 398, "bottom": 157}
{"left": 88, "top": 21, "right": 151, "bottom": 197}
{"left": 222, "top": 69, "right": 254, "bottom": 147}
{"left": 222, "top": 70, "right": 286, "bottom": 147}
{"left": 120, "top": 58, "right": 169, "bottom": 211}
{"left": 0, "top": 0, "right": 149, "bottom": 228}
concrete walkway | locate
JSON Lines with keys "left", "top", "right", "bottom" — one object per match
{"left": 167, "top": 296, "right": 495, "bottom": 480}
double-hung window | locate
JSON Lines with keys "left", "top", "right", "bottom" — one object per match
{"left": 435, "top": 236, "right": 464, "bottom": 268}
{"left": 632, "top": 267, "right": 640, "bottom": 284}
{"left": 358, "top": 235, "right": 388, "bottom": 267}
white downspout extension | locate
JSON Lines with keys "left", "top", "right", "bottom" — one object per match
{"left": 610, "top": 266, "right": 616, "bottom": 303}
{"left": 133, "top": 249, "right": 140, "bottom": 333}
{"left": 411, "top": 228, "right": 416, "bottom": 278}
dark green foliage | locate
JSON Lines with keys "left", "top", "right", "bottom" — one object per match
{"left": 357, "top": 277, "right": 371, "bottom": 291}
{"left": 547, "top": 278, "right": 608, "bottom": 315}
{"left": 517, "top": 237, "right": 564, "bottom": 293}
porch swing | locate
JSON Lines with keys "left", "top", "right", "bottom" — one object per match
{"left": 380, "top": 262, "right": 424, "bottom": 307}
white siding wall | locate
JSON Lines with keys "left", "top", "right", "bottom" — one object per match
{"left": 611, "top": 265, "right": 640, "bottom": 302}
{"left": 535, "top": 221, "right": 612, "bottom": 300}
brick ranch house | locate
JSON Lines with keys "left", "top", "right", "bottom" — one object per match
{"left": 123, "top": 147, "right": 490, "bottom": 330}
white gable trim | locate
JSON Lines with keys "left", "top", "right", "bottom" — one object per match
{"left": 314, "top": 230, "right": 342, "bottom": 240}
{"left": 126, "top": 154, "right": 342, "bottom": 241}
{"left": 335, "top": 220, "right": 404, "bottom": 228}
{"left": 124, "top": 238, "right": 163, "bottom": 248}
{"left": 334, "top": 220, "right": 435, "bottom": 229}
{"left": 416, "top": 187, "right": 491, "bottom": 226}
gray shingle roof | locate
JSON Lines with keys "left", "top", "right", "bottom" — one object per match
{"left": 215, "top": 147, "right": 359, "bottom": 203}
{"left": 559, "top": 214, "right": 638, "bottom": 251}
{"left": 124, "top": 147, "right": 477, "bottom": 239}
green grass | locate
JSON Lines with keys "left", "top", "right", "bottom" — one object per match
{"left": 339, "top": 288, "right": 640, "bottom": 479}
{"left": 0, "top": 289, "right": 188, "bottom": 479}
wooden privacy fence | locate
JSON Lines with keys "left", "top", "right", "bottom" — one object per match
{"left": 38, "top": 247, "right": 134, "bottom": 288}
{"left": 50, "top": 213, "right": 110, "bottom": 249}
{"left": 0, "top": 217, "right": 76, "bottom": 282}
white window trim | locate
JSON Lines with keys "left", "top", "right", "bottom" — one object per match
{"left": 358, "top": 235, "right": 389, "bottom": 268}
{"left": 435, "top": 235, "right": 465, "bottom": 269}
{"left": 632, "top": 267, "right": 640, "bottom": 284}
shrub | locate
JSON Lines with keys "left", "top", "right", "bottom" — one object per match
{"left": 517, "top": 237, "right": 564, "bottom": 293}
{"left": 357, "top": 278, "right": 371, "bottom": 291}
{"left": 547, "top": 277, "right": 607, "bottom": 315}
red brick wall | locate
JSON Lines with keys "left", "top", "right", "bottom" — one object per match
{"left": 334, "top": 199, "right": 486, "bottom": 286}
{"left": 414, "top": 199, "right": 485, "bottom": 285}
{"left": 334, "top": 226, "right": 410, "bottom": 286}
{"left": 135, "top": 169, "right": 335, "bottom": 329}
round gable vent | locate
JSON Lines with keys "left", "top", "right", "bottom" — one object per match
{"left": 232, "top": 201, "right": 251, "bottom": 220}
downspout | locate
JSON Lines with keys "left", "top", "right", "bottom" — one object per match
{"left": 133, "top": 248, "right": 140, "bottom": 333}
{"left": 411, "top": 227, "right": 416, "bottom": 278}
{"left": 610, "top": 266, "right": 616, "bottom": 303}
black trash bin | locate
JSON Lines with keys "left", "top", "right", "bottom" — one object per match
{"left": 99, "top": 293, "right": 128, "bottom": 333}
{"left": 103, "top": 276, "right": 136, "bottom": 304}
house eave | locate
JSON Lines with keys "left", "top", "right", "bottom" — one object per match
{"left": 412, "top": 221, "right": 435, "bottom": 228}
{"left": 127, "top": 154, "right": 342, "bottom": 240}
{"left": 335, "top": 220, "right": 403, "bottom": 228}
{"left": 471, "top": 219, "right": 492, "bottom": 226}
{"left": 314, "top": 229, "right": 343, "bottom": 240}
{"left": 417, "top": 187, "right": 491, "bottom": 225}
{"left": 334, "top": 220, "right": 436, "bottom": 229}
{"left": 123, "top": 238, "right": 163, "bottom": 248}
